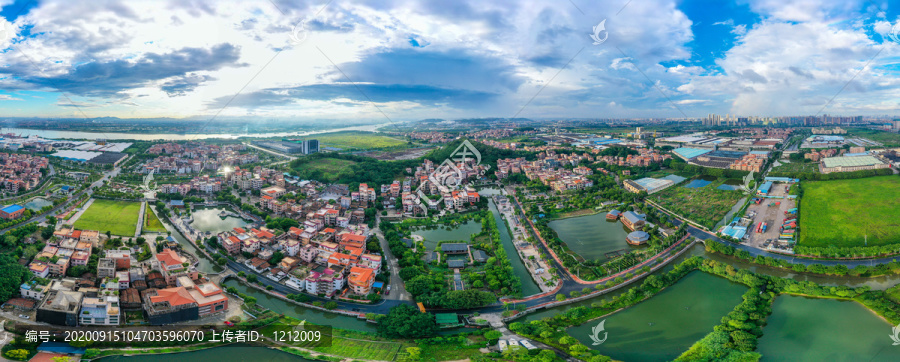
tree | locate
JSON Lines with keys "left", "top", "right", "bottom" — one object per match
{"left": 406, "top": 347, "right": 422, "bottom": 361}
{"left": 555, "top": 294, "right": 566, "bottom": 302}
{"left": 376, "top": 304, "right": 437, "bottom": 338}
{"left": 324, "top": 301, "right": 338, "bottom": 310}
{"left": 484, "top": 330, "right": 502, "bottom": 342}
{"left": 4, "top": 349, "right": 28, "bottom": 361}
{"left": 246, "top": 274, "right": 258, "bottom": 283}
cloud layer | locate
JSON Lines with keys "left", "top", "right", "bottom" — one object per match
{"left": 0, "top": 0, "right": 897, "bottom": 120}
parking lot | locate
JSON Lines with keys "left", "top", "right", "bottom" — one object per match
{"left": 744, "top": 182, "right": 796, "bottom": 251}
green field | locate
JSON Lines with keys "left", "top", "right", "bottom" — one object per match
{"left": 848, "top": 128, "right": 900, "bottom": 147}
{"left": 143, "top": 207, "right": 167, "bottom": 233}
{"left": 311, "top": 131, "right": 407, "bottom": 150}
{"left": 74, "top": 199, "right": 142, "bottom": 236}
{"left": 799, "top": 176, "right": 900, "bottom": 247}
{"left": 770, "top": 160, "right": 819, "bottom": 174}
{"left": 299, "top": 158, "right": 358, "bottom": 182}
{"left": 651, "top": 179, "right": 745, "bottom": 229}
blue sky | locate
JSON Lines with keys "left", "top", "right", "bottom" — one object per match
{"left": 0, "top": 0, "right": 899, "bottom": 121}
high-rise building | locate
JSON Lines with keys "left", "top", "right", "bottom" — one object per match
{"left": 302, "top": 139, "right": 319, "bottom": 154}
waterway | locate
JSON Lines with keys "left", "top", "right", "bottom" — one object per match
{"left": 411, "top": 220, "right": 482, "bottom": 252}
{"left": 548, "top": 213, "right": 634, "bottom": 261}
{"left": 757, "top": 295, "right": 900, "bottom": 361}
{"left": 158, "top": 208, "right": 223, "bottom": 274}
{"left": 221, "top": 279, "right": 376, "bottom": 333}
{"left": 191, "top": 207, "right": 251, "bottom": 233}
{"left": 522, "top": 243, "right": 900, "bottom": 323}
{"left": 487, "top": 198, "right": 542, "bottom": 296}
{"left": 567, "top": 271, "right": 747, "bottom": 361}
{"left": 95, "top": 345, "right": 315, "bottom": 362}
{"left": 0, "top": 124, "right": 382, "bottom": 141}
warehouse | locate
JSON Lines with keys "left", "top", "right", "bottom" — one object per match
{"left": 819, "top": 155, "right": 889, "bottom": 174}
{"left": 624, "top": 177, "right": 675, "bottom": 194}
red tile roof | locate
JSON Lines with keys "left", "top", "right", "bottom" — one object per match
{"left": 150, "top": 287, "right": 195, "bottom": 306}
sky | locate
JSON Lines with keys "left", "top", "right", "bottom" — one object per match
{"left": 0, "top": 0, "right": 899, "bottom": 123}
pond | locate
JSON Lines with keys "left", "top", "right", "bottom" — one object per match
{"left": 547, "top": 213, "right": 634, "bottom": 261}
{"left": 757, "top": 295, "right": 900, "bottom": 361}
{"left": 221, "top": 279, "right": 376, "bottom": 333}
{"left": 411, "top": 220, "right": 482, "bottom": 252}
{"left": 567, "top": 271, "right": 747, "bottom": 361}
{"left": 24, "top": 197, "right": 52, "bottom": 211}
{"left": 191, "top": 207, "right": 252, "bottom": 233}
{"left": 95, "top": 344, "right": 315, "bottom": 362}
{"left": 157, "top": 207, "right": 223, "bottom": 274}
{"left": 683, "top": 179, "right": 712, "bottom": 188}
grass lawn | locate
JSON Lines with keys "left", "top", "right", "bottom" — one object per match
{"left": 302, "top": 158, "right": 358, "bottom": 182}
{"left": 261, "top": 317, "right": 411, "bottom": 360}
{"left": 144, "top": 207, "right": 167, "bottom": 233}
{"left": 312, "top": 131, "right": 407, "bottom": 150}
{"left": 651, "top": 179, "right": 745, "bottom": 229}
{"left": 74, "top": 199, "right": 141, "bottom": 236}
{"left": 799, "top": 176, "right": 900, "bottom": 247}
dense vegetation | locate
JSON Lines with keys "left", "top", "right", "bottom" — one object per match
{"left": 769, "top": 166, "right": 892, "bottom": 181}
{"left": 289, "top": 139, "right": 534, "bottom": 186}
{"left": 376, "top": 304, "right": 438, "bottom": 338}
{"left": 381, "top": 210, "right": 519, "bottom": 308}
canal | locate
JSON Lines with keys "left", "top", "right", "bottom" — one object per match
{"left": 95, "top": 344, "right": 315, "bottom": 362}
{"left": 220, "top": 279, "right": 377, "bottom": 333}
{"left": 487, "top": 198, "right": 542, "bottom": 296}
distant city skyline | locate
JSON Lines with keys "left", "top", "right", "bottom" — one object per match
{"left": 0, "top": 0, "right": 899, "bottom": 121}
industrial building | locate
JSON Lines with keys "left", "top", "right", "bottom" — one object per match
{"left": 819, "top": 155, "right": 889, "bottom": 174}
{"left": 623, "top": 177, "right": 678, "bottom": 194}
{"left": 253, "top": 139, "right": 319, "bottom": 155}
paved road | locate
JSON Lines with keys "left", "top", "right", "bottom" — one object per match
{"left": 373, "top": 215, "right": 413, "bottom": 302}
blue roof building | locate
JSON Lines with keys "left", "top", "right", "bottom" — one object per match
{"left": 756, "top": 181, "right": 773, "bottom": 196}
{"left": 2, "top": 204, "right": 24, "bottom": 213}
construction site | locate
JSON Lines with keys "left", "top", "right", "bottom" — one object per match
{"left": 742, "top": 178, "right": 799, "bottom": 253}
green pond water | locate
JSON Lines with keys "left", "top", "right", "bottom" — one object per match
{"left": 191, "top": 207, "right": 251, "bottom": 233}
{"left": 548, "top": 213, "right": 635, "bottom": 260}
{"left": 24, "top": 197, "right": 52, "bottom": 211}
{"left": 757, "top": 295, "right": 900, "bottom": 361}
{"left": 411, "top": 219, "right": 482, "bottom": 251}
{"left": 95, "top": 345, "right": 314, "bottom": 362}
{"left": 567, "top": 271, "right": 748, "bottom": 361}
{"left": 220, "top": 279, "right": 376, "bottom": 333}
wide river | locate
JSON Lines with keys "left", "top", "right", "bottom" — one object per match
{"left": 0, "top": 124, "right": 382, "bottom": 141}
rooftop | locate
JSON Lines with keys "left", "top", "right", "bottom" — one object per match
{"left": 822, "top": 155, "right": 884, "bottom": 168}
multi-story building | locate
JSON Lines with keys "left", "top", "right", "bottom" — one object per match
{"left": 79, "top": 296, "right": 120, "bottom": 325}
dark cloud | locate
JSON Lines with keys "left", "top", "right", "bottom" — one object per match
{"left": 740, "top": 69, "right": 767, "bottom": 83}
{"left": 1, "top": 43, "right": 244, "bottom": 97}
{"left": 333, "top": 49, "right": 524, "bottom": 94}
{"left": 207, "top": 83, "right": 499, "bottom": 109}
{"left": 160, "top": 74, "right": 215, "bottom": 96}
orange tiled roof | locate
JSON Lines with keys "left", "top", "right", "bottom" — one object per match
{"left": 150, "top": 287, "right": 195, "bottom": 306}
{"left": 156, "top": 249, "right": 183, "bottom": 267}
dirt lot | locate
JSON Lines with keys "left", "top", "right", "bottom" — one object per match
{"left": 744, "top": 182, "right": 796, "bottom": 252}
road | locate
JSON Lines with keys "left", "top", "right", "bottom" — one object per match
{"left": 373, "top": 215, "right": 412, "bottom": 302}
